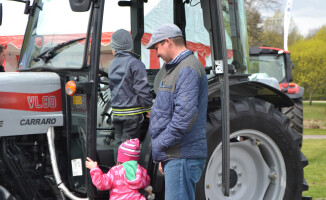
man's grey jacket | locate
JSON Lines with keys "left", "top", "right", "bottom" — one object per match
{"left": 149, "top": 50, "right": 208, "bottom": 162}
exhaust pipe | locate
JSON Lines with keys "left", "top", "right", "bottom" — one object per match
{"left": 47, "top": 127, "right": 89, "bottom": 200}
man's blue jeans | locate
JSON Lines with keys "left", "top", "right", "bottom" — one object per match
{"left": 163, "top": 158, "right": 206, "bottom": 200}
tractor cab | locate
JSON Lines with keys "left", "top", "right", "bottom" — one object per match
{"left": 249, "top": 46, "right": 304, "bottom": 136}
{"left": 248, "top": 46, "right": 301, "bottom": 94}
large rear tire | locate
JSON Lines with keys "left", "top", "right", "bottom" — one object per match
{"left": 196, "top": 96, "right": 308, "bottom": 200}
{"left": 284, "top": 98, "right": 303, "bottom": 136}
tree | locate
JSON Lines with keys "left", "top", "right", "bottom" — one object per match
{"left": 306, "top": 27, "right": 320, "bottom": 39}
{"left": 246, "top": 7, "right": 264, "bottom": 46}
{"left": 260, "top": 10, "right": 283, "bottom": 47}
{"left": 244, "top": 0, "right": 281, "bottom": 46}
{"left": 290, "top": 26, "right": 326, "bottom": 105}
{"left": 260, "top": 10, "right": 303, "bottom": 48}
{"left": 244, "top": 0, "right": 281, "bottom": 11}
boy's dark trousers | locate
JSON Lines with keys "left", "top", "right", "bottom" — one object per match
{"left": 112, "top": 114, "right": 144, "bottom": 162}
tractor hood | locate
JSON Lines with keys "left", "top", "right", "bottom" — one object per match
{"left": 0, "top": 72, "right": 64, "bottom": 136}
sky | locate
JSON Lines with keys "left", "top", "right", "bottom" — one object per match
{"left": 262, "top": 0, "right": 326, "bottom": 36}
{"left": 290, "top": 0, "right": 326, "bottom": 36}
{"left": 0, "top": 1, "right": 27, "bottom": 36}
{"left": 0, "top": 0, "right": 325, "bottom": 37}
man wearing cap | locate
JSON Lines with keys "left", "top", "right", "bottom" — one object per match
{"left": 109, "top": 29, "right": 152, "bottom": 163}
{"left": 147, "top": 24, "right": 208, "bottom": 200}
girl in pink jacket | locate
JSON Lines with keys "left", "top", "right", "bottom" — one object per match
{"left": 86, "top": 138, "right": 152, "bottom": 200}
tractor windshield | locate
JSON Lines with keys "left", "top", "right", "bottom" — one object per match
{"left": 186, "top": 0, "right": 250, "bottom": 72}
{"left": 18, "top": 0, "right": 90, "bottom": 70}
{"left": 249, "top": 54, "right": 286, "bottom": 82}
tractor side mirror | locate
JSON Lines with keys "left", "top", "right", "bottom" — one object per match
{"left": 118, "top": 0, "right": 132, "bottom": 6}
{"left": 275, "top": 50, "right": 283, "bottom": 59}
{"left": 0, "top": 4, "right": 2, "bottom": 26}
{"left": 69, "top": 0, "right": 91, "bottom": 12}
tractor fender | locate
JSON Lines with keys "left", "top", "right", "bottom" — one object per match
{"left": 286, "top": 86, "right": 304, "bottom": 99}
{"left": 208, "top": 78, "right": 293, "bottom": 108}
{"left": 229, "top": 81, "right": 294, "bottom": 107}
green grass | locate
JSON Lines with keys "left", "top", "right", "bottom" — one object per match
{"left": 302, "top": 139, "right": 326, "bottom": 198}
{"left": 303, "top": 101, "right": 326, "bottom": 134}
{"left": 302, "top": 102, "right": 326, "bottom": 199}
{"left": 304, "top": 101, "right": 326, "bottom": 121}
{"left": 304, "top": 129, "right": 326, "bottom": 135}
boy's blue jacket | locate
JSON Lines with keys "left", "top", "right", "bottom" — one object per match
{"left": 149, "top": 50, "right": 208, "bottom": 162}
{"left": 108, "top": 51, "right": 152, "bottom": 113}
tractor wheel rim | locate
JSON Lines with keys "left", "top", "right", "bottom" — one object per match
{"left": 204, "top": 129, "right": 286, "bottom": 200}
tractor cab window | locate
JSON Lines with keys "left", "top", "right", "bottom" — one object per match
{"left": 184, "top": 2, "right": 212, "bottom": 69}
{"left": 100, "top": 1, "right": 131, "bottom": 73}
{"left": 99, "top": 0, "right": 173, "bottom": 71}
{"left": 143, "top": 0, "right": 173, "bottom": 69}
{"left": 18, "top": 0, "right": 89, "bottom": 70}
{"left": 249, "top": 54, "right": 286, "bottom": 82}
{"left": 184, "top": 0, "right": 249, "bottom": 74}
{"left": 225, "top": 0, "right": 249, "bottom": 72}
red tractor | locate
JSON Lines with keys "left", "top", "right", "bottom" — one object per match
{"left": 249, "top": 46, "right": 304, "bottom": 137}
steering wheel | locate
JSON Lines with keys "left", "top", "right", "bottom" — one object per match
{"left": 98, "top": 69, "right": 109, "bottom": 85}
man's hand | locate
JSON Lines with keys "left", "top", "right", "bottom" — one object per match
{"left": 146, "top": 111, "right": 151, "bottom": 118}
{"left": 159, "top": 162, "right": 164, "bottom": 175}
{"left": 85, "top": 157, "right": 98, "bottom": 170}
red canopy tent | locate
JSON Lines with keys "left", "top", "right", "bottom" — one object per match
{"left": 0, "top": 32, "right": 214, "bottom": 72}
